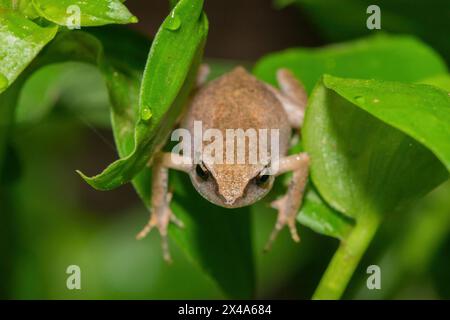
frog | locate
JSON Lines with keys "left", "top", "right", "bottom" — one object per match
{"left": 136, "top": 65, "right": 310, "bottom": 262}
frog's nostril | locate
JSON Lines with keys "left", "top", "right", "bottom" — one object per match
{"left": 224, "top": 195, "right": 236, "bottom": 206}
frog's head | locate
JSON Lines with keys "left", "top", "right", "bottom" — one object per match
{"left": 188, "top": 160, "right": 275, "bottom": 208}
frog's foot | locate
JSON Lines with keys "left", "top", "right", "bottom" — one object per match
{"left": 136, "top": 191, "right": 184, "bottom": 263}
{"left": 138, "top": 153, "right": 191, "bottom": 263}
{"left": 264, "top": 153, "right": 309, "bottom": 251}
{"left": 264, "top": 195, "right": 301, "bottom": 251}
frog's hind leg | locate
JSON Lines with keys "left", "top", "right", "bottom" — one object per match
{"left": 136, "top": 153, "right": 191, "bottom": 263}
{"left": 267, "top": 69, "right": 308, "bottom": 129}
{"left": 196, "top": 64, "right": 210, "bottom": 87}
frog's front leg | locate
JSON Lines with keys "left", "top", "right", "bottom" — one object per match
{"left": 136, "top": 152, "right": 191, "bottom": 263}
{"left": 265, "top": 153, "right": 310, "bottom": 251}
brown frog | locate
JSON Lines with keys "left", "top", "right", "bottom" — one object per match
{"left": 137, "top": 66, "right": 310, "bottom": 262}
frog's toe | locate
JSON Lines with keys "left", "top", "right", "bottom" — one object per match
{"left": 265, "top": 196, "right": 301, "bottom": 251}
{"left": 136, "top": 205, "right": 184, "bottom": 263}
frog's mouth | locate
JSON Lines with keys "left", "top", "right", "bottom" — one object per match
{"left": 190, "top": 171, "right": 274, "bottom": 209}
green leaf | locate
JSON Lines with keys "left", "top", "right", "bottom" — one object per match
{"left": 421, "top": 74, "right": 450, "bottom": 92}
{"left": 32, "top": 0, "right": 137, "bottom": 26}
{"left": 306, "top": 76, "right": 449, "bottom": 299}
{"left": 0, "top": 9, "right": 58, "bottom": 94}
{"left": 0, "top": 0, "right": 38, "bottom": 18}
{"left": 253, "top": 34, "right": 446, "bottom": 94}
{"left": 322, "top": 75, "right": 450, "bottom": 173}
{"left": 0, "top": 9, "right": 56, "bottom": 183}
{"left": 16, "top": 62, "right": 112, "bottom": 127}
{"left": 298, "top": 188, "right": 353, "bottom": 240}
{"left": 79, "top": 0, "right": 209, "bottom": 190}
{"left": 254, "top": 34, "right": 447, "bottom": 241}
{"left": 305, "top": 75, "right": 449, "bottom": 219}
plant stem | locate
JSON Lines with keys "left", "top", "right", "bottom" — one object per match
{"left": 312, "top": 209, "right": 382, "bottom": 300}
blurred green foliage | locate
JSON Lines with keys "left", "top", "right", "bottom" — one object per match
{"left": 276, "top": 0, "right": 449, "bottom": 61}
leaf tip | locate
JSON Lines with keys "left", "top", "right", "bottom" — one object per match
{"left": 322, "top": 73, "right": 335, "bottom": 85}
{"left": 76, "top": 170, "right": 103, "bottom": 191}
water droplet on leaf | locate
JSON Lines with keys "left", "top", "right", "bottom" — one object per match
{"left": 165, "top": 12, "right": 181, "bottom": 31}
{"left": 354, "top": 96, "right": 365, "bottom": 104}
{"left": 141, "top": 107, "right": 152, "bottom": 121}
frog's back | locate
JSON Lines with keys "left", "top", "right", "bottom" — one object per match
{"left": 182, "top": 67, "right": 290, "bottom": 151}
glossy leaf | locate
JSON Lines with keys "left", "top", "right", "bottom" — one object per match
{"left": 79, "top": 0, "right": 209, "bottom": 190}
{"left": 0, "top": 10, "right": 58, "bottom": 94}
{"left": 306, "top": 76, "right": 449, "bottom": 299}
{"left": 254, "top": 34, "right": 447, "bottom": 241}
{"left": 421, "top": 74, "right": 450, "bottom": 92}
{"left": 32, "top": 0, "right": 137, "bottom": 26}
{"left": 253, "top": 34, "right": 446, "bottom": 94}
{"left": 323, "top": 75, "right": 450, "bottom": 173}
{"left": 304, "top": 75, "right": 449, "bottom": 219}
{"left": 298, "top": 188, "right": 353, "bottom": 240}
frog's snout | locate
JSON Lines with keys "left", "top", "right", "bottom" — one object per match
{"left": 223, "top": 195, "right": 238, "bottom": 206}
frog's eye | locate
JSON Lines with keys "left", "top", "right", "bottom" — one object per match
{"left": 195, "top": 162, "right": 209, "bottom": 181}
{"left": 255, "top": 172, "right": 270, "bottom": 187}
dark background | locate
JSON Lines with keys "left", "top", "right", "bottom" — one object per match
{"left": 127, "top": 0, "right": 322, "bottom": 60}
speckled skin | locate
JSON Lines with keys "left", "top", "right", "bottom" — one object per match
{"left": 181, "top": 66, "right": 291, "bottom": 208}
